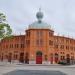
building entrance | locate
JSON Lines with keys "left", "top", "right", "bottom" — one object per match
{"left": 19, "top": 53, "right": 24, "bottom": 63}
{"left": 36, "top": 51, "right": 42, "bottom": 64}
{"left": 50, "top": 53, "right": 53, "bottom": 64}
{"left": 55, "top": 53, "right": 59, "bottom": 63}
{"left": 25, "top": 52, "right": 29, "bottom": 64}
{"left": 66, "top": 54, "right": 70, "bottom": 64}
{"left": 8, "top": 53, "right": 12, "bottom": 63}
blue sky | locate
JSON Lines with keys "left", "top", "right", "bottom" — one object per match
{"left": 0, "top": 0, "right": 75, "bottom": 38}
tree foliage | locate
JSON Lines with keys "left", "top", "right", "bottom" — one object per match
{"left": 0, "top": 12, "right": 12, "bottom": 39}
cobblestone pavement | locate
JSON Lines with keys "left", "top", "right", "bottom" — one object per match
{"left": 0, "top": 62, "right": 75, "bottom": 75}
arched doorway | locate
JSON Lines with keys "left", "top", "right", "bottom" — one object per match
{"left": 1, "top": 53, "right": 3, "bottom": 61}
{"left": 55, "top": 53, "right": 59, "bottom": 63}
{"left": 25, "top": 52, "right": 29, "bottom": 64}
{"left": 66, "top": 54, "right": 70, "bottom": 64}
{"left": 36, "top": 51, "right": 42, "bottom": 64}
{"left": 71, "top": 56, "right": 74, "bottom": 64}
{"left": 50, "top": 53, "right": 53, "bottom": 64}
{"left": 8, "top": 53, "right": 12, "bottom": 63}
{"left": 19, "top": 53, "right": 24, "bottom": 63}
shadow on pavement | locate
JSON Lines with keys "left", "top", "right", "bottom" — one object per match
{"left": 3, "top": 70, "right": 67, "bottom": 75}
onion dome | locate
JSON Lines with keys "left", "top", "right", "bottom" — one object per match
{"left": 28, "top": 8, "right": 51, "bottom": 29}
{"left": 36, "top": 8, "right": 43, "bottom": 22}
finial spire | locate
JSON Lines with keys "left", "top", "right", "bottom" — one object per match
{"left": 39, "top": 7, "right": 41, "bottom": 12}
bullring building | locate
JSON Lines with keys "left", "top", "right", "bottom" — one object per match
{"left": 0, "top": 9, "right": 75, "bottom": 64}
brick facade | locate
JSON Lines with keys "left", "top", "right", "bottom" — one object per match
{"left": 0, "top": 28, "right": 75, "bottom": 64}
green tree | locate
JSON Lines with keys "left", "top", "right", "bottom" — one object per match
{"left": 0, "top": 12, "right": 12, "bottom": 39}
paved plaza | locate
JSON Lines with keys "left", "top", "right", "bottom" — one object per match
{"left": 0, "top": 62, "right": 75, "bottom": 75}
{"left": 3, "top": 70, "right": 66, "bottom": 75}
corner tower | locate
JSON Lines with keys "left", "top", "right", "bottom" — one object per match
{"left": 26, "top": 9, "right": 54, "bottom": 64}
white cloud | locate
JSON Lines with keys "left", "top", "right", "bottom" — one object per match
{"left": 0, "top": 0, "right": 75, "bottom": 38}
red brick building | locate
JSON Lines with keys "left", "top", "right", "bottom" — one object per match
{"left": 0, "top": 9, "right": 75, "bottom": 64}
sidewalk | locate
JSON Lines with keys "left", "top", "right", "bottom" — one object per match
{"left": 0, "top": 61, "right": 75, "bottom": 68}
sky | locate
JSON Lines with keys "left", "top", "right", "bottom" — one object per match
{"left": 0, "top": 0, "right": 75, "bottom": 38}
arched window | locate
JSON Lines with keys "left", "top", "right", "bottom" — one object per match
{"left": 36, "top": 51, "right": 42, "bottom": 56}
